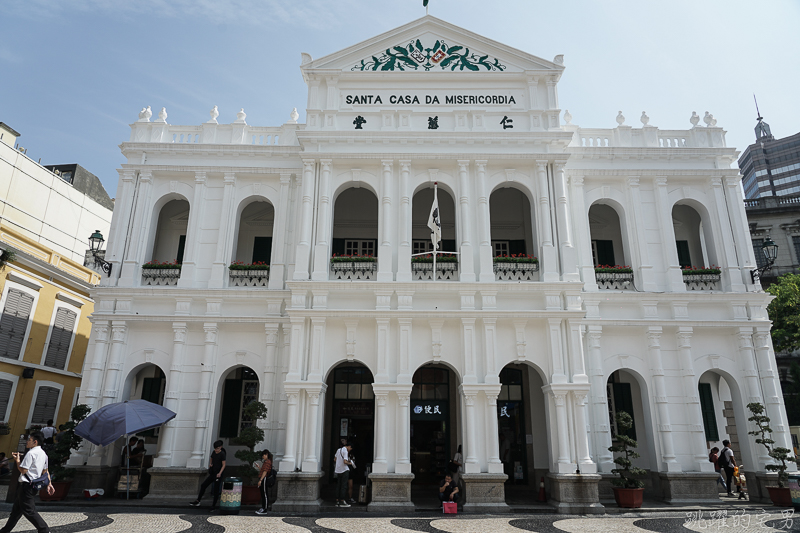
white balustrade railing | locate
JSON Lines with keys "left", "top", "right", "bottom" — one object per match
{"left": 142, "top": 268, "right": 181, "bottom": 286}
{"left": 683, "top": 273, "right": 721, "bottom": 291}
{"left": 411, "top": 262, "right": 459, "bottom": 281}
{"left": 229, "top": 269, "right": 270, "bottom": 287}
{"left": 331, "top": 262, "right": 377, "bottom": 280}
{"left": 493, "top": 262, "right": 539, "bottom": 281}
{"left": 571, "top": 125, "right": 726, "bottom": 149}
{"left": 595, "top": 271, "right": 634, "bottom": 290}
{"left": 129, "top": 122, "right": 297, "bottom": 146}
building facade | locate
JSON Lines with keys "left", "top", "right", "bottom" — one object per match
{"left": 75, "top": 17, "right": 792, "bottom": 510}
{"left": 0, "top": 122, "right": 112, "bottom": 454}
{"left": 739, "top": 116, "right": 800, "bottom": 199}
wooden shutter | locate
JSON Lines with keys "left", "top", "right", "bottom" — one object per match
{"left": 176, "top": 235, "right": 186, "bottom": 264}
{"left": 44, "top": 308, "right": 77, "bottom": 370}
{"left": 0, "top": 289, "right": 34, "bottom": 360}
{"left": 251, "top": 236, "right": 272, "bottom": 265}
{"left": 594, "top": 240, "right": 616, "bottom": 266}
{"left": 218, "top": 379, "right": 242, "bottom": 438}
{"left": 698, "top": 383, "right": 719, "bottom": 441}
{"left": 0, "top": 379, "right": 12, "bottom": 420}
{"left": 31, "top": 386, "right": 59, "bottom": 425}
{"left": 612, "top": 382, "right": 637, "bottom": 441}
{"left": 676, "top": 240, "right": 692, "bottom": 268}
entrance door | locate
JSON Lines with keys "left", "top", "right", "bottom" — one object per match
{"left": 498, "top": 367, "right": 528, "bottom": 484}
{"left": 411, "top": 365, "right": 452, "bottom": 484}
{"left": 329, "top": 365, "right": 374, "bottom": 485}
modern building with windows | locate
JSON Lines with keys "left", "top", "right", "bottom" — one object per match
{"left": 0, "top": 122, "right": 112, "bottom": 452}
{"left": 739, "top": 116, "right": 800, "bottom": 199}
{"left": 74, "top": 16, "right": 792, "bottom": 510}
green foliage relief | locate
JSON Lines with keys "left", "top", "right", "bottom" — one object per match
{"left": 352, "top": 39, "right": 507, "bottom": 72}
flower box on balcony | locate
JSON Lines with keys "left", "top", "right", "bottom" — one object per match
{"left": 412, "top": 261, "right": 459, "bottom": 280}
{"left": 595, "top": 266, "right": 633, "bottom": 289}
{"left": 682, "top": 267, "right": 721, "bottom": 290}
{"left": 494, "top": 256, "right": 539, "bottom": 281}
{"left": 142, "top": 262, "right": 181, "bottom": 286}
{"left": 229, "top": 263, "right": 270, "bottom": 287}
{"left": 330, "top": 255, "right": 377, "bottom": 280}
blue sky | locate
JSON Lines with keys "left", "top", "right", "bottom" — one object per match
{"left": 2, "top": 0, "right": 798, "bottom": 198}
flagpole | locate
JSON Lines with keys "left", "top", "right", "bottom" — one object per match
{"left": 433, "top": 182, "right": 437, "bottom": 282}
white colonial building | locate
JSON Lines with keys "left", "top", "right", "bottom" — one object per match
{"left": 72, "top": 16, "right": 793, "bottom": 511}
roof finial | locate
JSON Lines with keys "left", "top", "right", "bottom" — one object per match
{"left": 753, "top": 94, "right": 773, "bottom": 141}
{"left": 423, "top": 0, "right": 429, "bottom": 15}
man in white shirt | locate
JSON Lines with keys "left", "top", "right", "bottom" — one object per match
{"left": 334, "top": 442, "right": 352, "bottom": 508}
{"left": 41, "top": 420, "right": 57, "bottom": 445}
{"left": 0, "top": 431, "right": 54, "bottom": 533}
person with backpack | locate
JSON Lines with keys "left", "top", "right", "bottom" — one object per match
{"left": 717, "top": 439, "right": 737, "bottom": 497}
{"left": 256, "top": 449, "right": 275, "bottom": 515}
{"left": 708, "top": 447, "right": 727, "bottom": 492}
{"left": 334, "top": 441, "right": 353, "bottom": 507}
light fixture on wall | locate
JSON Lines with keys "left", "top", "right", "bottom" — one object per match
{"left": 88, "top": 230, "right": 112, "bottom": 276}
{"left": 750, "top": 237, "right": 778, "bottom": 284}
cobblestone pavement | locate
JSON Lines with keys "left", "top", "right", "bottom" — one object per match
{"left": 0, "top": 510, "right": 796, "bottom": 532}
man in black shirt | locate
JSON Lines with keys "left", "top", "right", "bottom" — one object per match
{"left": 191, "top": 440, "right": 226, "bottom": 511}
{"left": 439, "top": 473, "right": 460, "bottom": 504}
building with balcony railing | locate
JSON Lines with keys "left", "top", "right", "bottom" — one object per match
{"left": 73, "top": 16, "right": 790, "bottom": 510}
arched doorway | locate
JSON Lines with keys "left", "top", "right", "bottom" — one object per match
{"left": 410, "top": 364, "right": 459, "bottom": 485}
{"left": 331, "top": 188, "right": 379, "bottom": 279}
{"left": 489, "top": 187, "right": 536, "bottom": 258}
{"left": 322, "top": 363, "right": 375, "bottom": 484}
{"left": 149, "top": 199, "right": 190, "bottom": 264}
{"left": 216, "top": 366, "right": 260, "bottom": 447}
{"left": 233, "top": 200, "right": 274, "bottom": 265}
{"left": 672, "top": 203, "right": 717, "bottom": 269}
{"left": 120, "top": 363, "right": 166, "bottom": 465}
{"left": 606, "top": 370, "right": 658, "bottom": 483}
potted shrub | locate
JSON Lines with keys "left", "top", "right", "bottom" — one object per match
{"left": 232, "top": 401, "right": 268, "bottom": 505}
{"left": 747, "top": 402, "right": 795, "bottom": 507}
{"left": 41, "top": 404, "right": 91, "bottom": 501}
{"left": 608, "top": 411, "right": 645, "bottom": 508}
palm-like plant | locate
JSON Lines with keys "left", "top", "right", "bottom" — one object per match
{"left": 608, "top": 411, "right": 646, "bottom": 488}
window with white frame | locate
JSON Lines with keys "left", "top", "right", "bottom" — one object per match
{"left": 412, "top": 240, "right": 434, "bottom": 255}
{"left": 492, "top": 240, "right": 510, "bottom": 257}
{"left": 0, "top": 288, "right": 35, "bottom": 360}
{"left": 43, "top": 306, "right": 78, "bottom": 370}
{"left": 30, "top": 386, "right": 60, "bottom": 426}
{"left": 344, "top": 240, "right": 375, "bottom": 257}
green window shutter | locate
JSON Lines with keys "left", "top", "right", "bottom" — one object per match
{"left": 141, "top": 377, "right": 164, "bottom": 405}
{"left": 219, "top": 379, "right": 243, "bottom": 438}
{"left": 0, "top": 379, "right": 12, "bottom": 420}
{"left": 0, "top": 289, "right": 34, "bottom": 360}
{"left": 176, "top": 235, "right": 187, "bottom": 264}
{"left": 251, "top": 236, "right": 272, "bottom": 265}
{"left": 594, "top": 240, "right": 615, "bottom": 266}
{"left": 698, "top": 383, "right": 719, "bottom": 441}
{"left": 31, "top": 386, "right": 59, "bottom": 425}
{"left": 44, "top": 308, "right": 77, "bottom": 370}
{"left": 508, "top": 239, "right": 527, "bottom": 256}
{"left": 612, "top": 382, "right": 637, "bottom": 441}
{"left": 676, "top": 240, "right": 692, "bottom": 268}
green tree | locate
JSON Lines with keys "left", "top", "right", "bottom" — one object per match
{"left": 232, "top": 401, "right": 268, "bottom": 482}
{"left": 747, "top": 402, "right": 795, "bottom": 488}
{"left": 766, "top": 273, "right": 800, "bottom": 353}
{"left": 47, "top": 404, "right": 91, "bottom": 481}
{"left": 608, "top": 411, "right": 646, "bottom": 489}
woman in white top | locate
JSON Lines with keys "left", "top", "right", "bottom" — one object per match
{"left": 452, "top": 444, "right": 464, "bottom": 488}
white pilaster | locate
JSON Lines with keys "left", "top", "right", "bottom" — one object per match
{"left": 209, "top": 172, "right": 236, "bottom": 288}
{"left": 461, "top": 389, "right": 480, "bottom": 473}
{"left": 154, "top": 322, "right": 187, "bottom": 467}
{"left": 585, "top": 327, "right": 613, "bottom": 471}
{"left": 654, "top": 177, "right": 685, "bottom": 291}
{"left": 737, "top": 329, "right": 768, "bottom": 468}
{"left": 269, "top": 173, "right": 292, "bottom": 289}
{"left": 475, "top": 160, "right": 494, "bottom": 282}
{"left": 396, "top": 387, "right": 413, "bottom": 474}
{"left": 553, "top": 163, "right": 578, "bottom": 280}
{"left": 647, "top": 327, "right": 680, "bottom": 471}
{"left": 676, "top": 328, "right": 713, "bottom": 471}
{"left": 377, "top": 160, "right": 395, "bottom": 281}
{"left": 536, "top": 161, "right": 557, "bottom": 281}
{"left": 119, "top": 171, "right": 153, "bottom": 286}
{"left": 626, "top": 177, "right": 657, "bottom": 291}
{"left": 572, "top": 390, "right": 597, "bottom": 473}
{"left": 187, "top": 323, "right": 217, "bottom": 468}
{"left": 178, "top": 172, "right": 207, "bottom": 287}
{"left": 294, "top": 160, "right": 316, "bottom": 280}
{"left": 397, "top": 160, "right": 412, "bottom": 282}
{"left": 372, "top": 391, "right": 389, "bottom": 473}
{"left": 485, "top": 387, "right": 504, "bottom": 474}
{"left": 457, "top": 160, "right": 476, "bottom": 282}
{"left": 302, "top": 386, "right": 325, "bottom": 472}
{"left": 709, "top": 177, "right": 746, "bottom": 292}
{"left": 280, "top": 388, "right": 300, "bottom": 471}
{"left": 312, "top": 160, "right": 332, "bottom": 280}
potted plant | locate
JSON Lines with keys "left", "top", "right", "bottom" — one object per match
{"left": 41, "top": 404, "right": 91, "bottom": 501}
{"left": 608, "top": 411, "right": 645, "bottom": 508}
{"left": 747, "top": 402, "right": 795, "bottom": 507}
{"left": 232, "top": 400, "right": 268, "bottom": 505}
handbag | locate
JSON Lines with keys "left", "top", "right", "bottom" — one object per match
{"left": 266, "top": 468, "right": 277, "bottom": 488}
{"left": 443, "top": 501, "right": 457, "bottom": 514}
{"left": 26, "top": 472, "right": 49, "bottom": 491}
{"left": 447, "top": 461, "right": 459, "bottom": 473}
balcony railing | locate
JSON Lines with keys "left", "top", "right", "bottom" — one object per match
{"left": 595, "top": 271, "right": 634, "bottom": 290}
{"left": 493, "top": 261, "right": 539, "bottom": 281}
{"left": 229, "top": 269, "right": 270, "bottom": 287}
{"left": 142, "top": 267, "right": 181, "bottom": 286}
{"left": 330, "top": 261, "right": 377, "bottom": 280}
{"left": 412, "top": 262, "right": 459, "bottom": 281}
{"left": 683, "top": 273, "right": 721, "bottom": 291}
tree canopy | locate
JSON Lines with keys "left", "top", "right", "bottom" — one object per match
{"left": 766, "top": 273, "right": 800, "bottom": 353}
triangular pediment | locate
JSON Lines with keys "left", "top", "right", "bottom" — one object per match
{"left": 302, "top": 16, "right": 564, "bottom": 75}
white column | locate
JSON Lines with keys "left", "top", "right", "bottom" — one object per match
{"left": 263, "top": 324, "right": 280, "bottom": 430}
{"left": 286, "top": 316, "right": 306, "bottom": 382}
{"left": 100, "top": 322, "right": 127, "bottom": 407}
{"left": 570, "top": 175, "right": 598, "bottom": 290}
{"left": 312, "top": 160, "right": 332, "bottom": 280}
{"left": 476, "top": 160, "right": 494, "bottom": 282}
{"left": 585, "top": 327, "right": 613, "bottom": 471}
{"left": 269, "top": 173, "right": 292, "bottom": 289}
{"left": 736, "top": 329, "right": 768, "bottom": 468}
{"left": 376, "top": 319, "right": 390, "bottom": 383}
{"left": 482, "top": 317, "right": 499, "bottom": 384}
{"left": 372, "top": 391, "right": 389, "bottom": 473}
{"left": 567, "top": 318, "right": 588, "bottom": 383}
{"left": 485, "top": 389, "right": 504, "bottom": 474}
{"left": 647, "top": 327, "right": 680, "bottom": 471}
{"left": 457, "top": 160, "right": 476, "bottom": 282}
{"left": 654, "top": 177, "right": 685, "bottom": 291}
{"left": 626, "top": 177, "right": 656, "bottom": 291}
{"left": 294, "top": 160, "right": 316, "bottom": 280}
{"left": 553, "top": 163, "right": 578, "bottom": 280}
{"left": 307, "top": 318, "right": 325, "bottom": 382}
{"left": 709, "top": 177, "right": 746, "bottom": 292}
{"left": 119, "top": 171, "right": 152, "bottom": 286}
{"left": 548, "top": 318, "right": 567, "bottom": 384}
{"left": 302, "top": 388, "right": 324, "bottom": 472}
{"left": 209, "top": 172, "right": 237, "bottom": 288}
{"left": 676, "top": 328, "right": 713, "bottom": 471}
{"left": 397, "top": 161, "right": 412, "bottom": 282}
{"left": 178, "top": 172, "right": 207, "bottom": 287}
{"left": 461, "top": 318, "right": 477, "bottom": 384}
{"left": 155, "top": 322, "right": 187, "bottom": 466}
{"left": 106, "top": 171, "right": 136, "bottom": 281}
{"left": 724, "top": 177, "right": 757, "bottom": 278}
{"left": 753, "top": 329, "right": 795, "bottom": 458}
{"left": 536, "top": 161, "right": 557, "bottom": 282}
{"left": 572, "top": 390, "right": 596, "bottom": 472}
{"left": 462, "top": 390, "right": 480, "bottom": 473}
{"left": 396, "top": 388, "right": 412, "bottom": 474}
{"left": 280, "top": 389, "right": 300, "bottom": 471}
{"left": 187, "top": 323, "right": 217, "bottom": 468}
{"left": 397, "top": 318, "right": 412, "bottom": 384}
{"left": 552, "top": 390, "right": 573, "bottom": 472}
{"left": 377, "top": 160, "right": 394, "bottom": 282}
{"left": 69, "top": 321, "right": 109, "bottom": 466}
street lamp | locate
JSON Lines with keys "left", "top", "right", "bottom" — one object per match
{"left": 750, "top": 237, "right": 778, "bottom": 284}
{"left": 88, "top": 230, "right": 112, "bottom": 276}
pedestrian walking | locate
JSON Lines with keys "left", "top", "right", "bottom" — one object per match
{"left": 334, "top": 441, "right": 352, "bottom": 507}
{"left": 717, "top": 439, "right": 737, "bottom": 497}
{"left": 41, "top": 421, "right": 56, "bottom": 446}
{"left": 190, "top": 439, "right": 226, "bottom": 512}
{"left": 0, "top": 431, "right": 54, "bottom": 533}
{"left": 256, "top": 449, "right": 273, "bottom": 515}
{"left": 451, "top": 444, "right": 464, "bottom": 488}
{"left": 708, "top": 447, "right": 727, "bottom": 492}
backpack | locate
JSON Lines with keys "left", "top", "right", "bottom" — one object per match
{"left": 717, "top": 447, "right": 730, "bottom": 468}
{"left": 266, "top": 466, "right": 277, "bottom": 487}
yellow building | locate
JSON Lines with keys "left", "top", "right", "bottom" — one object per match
{"left": 0, "top": 225, "right": 101, "bottom": 451}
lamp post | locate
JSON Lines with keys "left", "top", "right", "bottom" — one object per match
{"left": 89, "top": 230, "right": 112, "bottom": 276}
{"left": 750, "top": 237, "right": 778, "bottom": 284}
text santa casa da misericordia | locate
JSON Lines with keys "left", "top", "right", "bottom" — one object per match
{"left": 345, "top": 94, "right": 517, "bottom": 105}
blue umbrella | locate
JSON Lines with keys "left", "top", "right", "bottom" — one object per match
{"left": 75, "top": 399, "right": 176, "bottom": 446}
{"left": 75, "top": 400, "right": 176, "bottom": 499}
